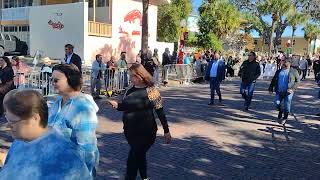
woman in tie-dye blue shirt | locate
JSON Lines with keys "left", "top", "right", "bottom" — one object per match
{"left": 0, "top": 89, "right": 91, "bottom": 180}
{"left": 48, "top": 64, "right": 99, "bottom": 176}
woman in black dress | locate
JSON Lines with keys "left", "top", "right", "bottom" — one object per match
{"left": 0, "top": 56, "right": 15, "bottom": 115}
{"left": 108, "top": 64, "right": 171, "bottom": 180}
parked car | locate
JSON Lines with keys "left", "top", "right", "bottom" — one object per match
{"left": 0, "top": 33, "right": 16, "bottom": 56}
{"left": 11, "top": 35, "right": 28, "bottom": 55}
{"left": 0, "top": 33, "right": 28, "bottom": 56}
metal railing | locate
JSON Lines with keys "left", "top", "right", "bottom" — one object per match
{"left": 88, "top": 21, "right": 112, "bottom": 37}
{"left": 18, "top": 64, "right": 208, "bottom": 97}
{"left": 1, "top": 7, "right": 30, "bottom": 21}
{"left": 162, "top": 63, "right": 207, "bottom": 82}
{"left": 19, "top": 67, "right": 129, "bottom": 97}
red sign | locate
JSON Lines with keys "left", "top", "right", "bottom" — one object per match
{"left": 48, "top": 20, "right": 64, "bottom": 30}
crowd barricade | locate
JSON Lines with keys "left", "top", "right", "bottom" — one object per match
{"left": 20, "top": 63, "right": 211, "bottom": 97}
{"left": 162, "top": 64, "right": 196, "bottom": 83}
{"left": 19, "top": 67, "right": 129, "bottom": 97}
{"left": 23, "top": 71, "right": 55, "bottom": 97}
{"left": 104, "top": 68, "right": 128, "bottom": 93}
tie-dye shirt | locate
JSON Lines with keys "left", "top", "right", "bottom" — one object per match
{"left": 48, "top": 94, "right": 99, "bottom": 176}
{"left": 0, "top": 129, "right": 91, "bottom": 180}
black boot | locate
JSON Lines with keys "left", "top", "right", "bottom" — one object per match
{"left": 283, "top": 111, "right": 289, "bottom": 119}
{"left": 277, "top": 110, "right": 283, "bottom": 119}
{"left": 282, "top": 111, "right": 289, "bottom": 125}
{"left": 276, "top": 105, "right": 283, "bottom": 124}
{"left": 218, "top": 94, "right": 222, "bottom": 103}
{"left": 241, "top": 93, "right": 247, "bottom": 100}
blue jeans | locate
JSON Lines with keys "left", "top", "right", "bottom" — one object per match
{"left": 240, "top": 82, "right": 255, "bottom": 108}
{"left": 210, "top": 77, "right": 221, "bottom": 102}
{"left": 275, "top": 92, "right": 294, "bottom": 113}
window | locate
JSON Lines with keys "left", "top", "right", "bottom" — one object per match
{"left": 4, "top": 34, "right": 11, "bottom": 40}
{"left": 97, "top": 0, "right": 109, "bottom": 7}
{"left": 3, "top": 26, "right": 15, "bottom": 32}
{"left": 4, "top": 0, "right": 15, "bottom": 8}
{"left": 88, "top": 0, "right": 109, "bottom": 7}
{"left": 17, "top": 0, "right": 33, "bottom": 7}
{"left": 254, "top": 40, "right": 258, "bottom": 45}
{"left": 88, "top": 0, "right": 93, "bottom": 8}
{"left": 3, "top": 0, "right": 33, "bottom": 8}
{"left": 20, "top": 26, "right": 30, "bottom": 32}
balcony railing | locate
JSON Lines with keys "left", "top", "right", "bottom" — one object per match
{"left": 88, "top": 21, "right": 112, "bottom": 37}
{"left": 1, "top": 7, "right": 30, "bottom": 21}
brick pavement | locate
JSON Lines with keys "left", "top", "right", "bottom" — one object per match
{"left": 1, "top": 78, "right": 320, "bottom": 180}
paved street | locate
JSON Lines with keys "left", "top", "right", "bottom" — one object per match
{"left": 1, "top": 77, "right": 320, "bottom": 180}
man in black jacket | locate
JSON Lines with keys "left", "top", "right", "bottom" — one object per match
{"left": 64, "top": 44, "right": 82, "bottom": 72}
{"left": 269, "top": 57, "right": 300, "bottom": 124}
{"left": 162, "top": 48, "right": 171, "bottom": 86}
{"left": 239, "top": 51, "right": 261, "bottom": 111}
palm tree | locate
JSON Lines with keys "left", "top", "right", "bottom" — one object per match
{"left": 141, "top": 0, "right": 149, "bottom": 53}
{"left": 287, "top": 8, "right": 309, "bottom": 51}
{"left": 259, "top": 0, "right": 291, "bottom": 55}
{"left": 304, "top": 24, "right": 320, "bottom": 55}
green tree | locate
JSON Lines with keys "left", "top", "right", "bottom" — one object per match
{"left": 197, "top": 0, "right": 240, "bottom": 50}
{"left": 157, "top": 5, "right": 180, "bottom": 42}
{"left": 231, "top": 0, "right": 314, "bottom": 54}
{"left": 287, "top": 7, "right": 310, "bottom": 50}
{"left": 304, "top": 23, "right": 320, "bottom": 54}
{"left": 258, "top": 0, "right": 291, "bottom": 55}
{"left": 197, "top": 32, "right": 223, "bottom": 52}
{"left": 157, "top": 0, "right": 192, "bottom": 42}
{"left": 198, "top": 1, "right": 240, "bottom": 38}
{"left": 185, "top": 31, "right": 198, "bottom": 47}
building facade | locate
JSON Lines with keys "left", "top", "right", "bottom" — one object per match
{"left": 0, "top": 0, "right": 173, "bottom": 64}
{"left": 253, "top": 37, "right": 319, "bottom": 55}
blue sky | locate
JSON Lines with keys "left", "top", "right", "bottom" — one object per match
{"left": 191, "top": 0, "right": 305, "bottom": 37}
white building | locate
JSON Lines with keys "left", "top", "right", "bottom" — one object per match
{"left": 0, "top": 0, "right": 173, "bottom": 64}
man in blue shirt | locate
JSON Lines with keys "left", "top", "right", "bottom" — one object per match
{"left": 205, "top": 52, "right": 225, "bottom": 105}
{"left": 269, "top": 57, "right": 300, "bottom": 125}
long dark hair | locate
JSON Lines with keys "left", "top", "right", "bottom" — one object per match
{"left": 1, "top": 56, "right": 12, "bottom": 67}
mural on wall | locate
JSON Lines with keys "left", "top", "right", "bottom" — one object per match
{"left": 92, "top": 36, "right": 136, "bottom": 62}
{"left": 119, "top": 9, "right": 142, "bottom": 36}
{"left": 93, "top": 9, "right": 142, "bottom": 62}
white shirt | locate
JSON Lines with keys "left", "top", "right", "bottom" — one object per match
{"left": 66, "top": 53, "right": 73, "bottom": 64}
{"left": 210, "top": 60, "right": 219, "bottom": 77}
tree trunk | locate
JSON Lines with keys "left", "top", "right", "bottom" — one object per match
{"left": 313, "top": 38, "right": 317, "bottom": 55}
{"left": 141, "top": 0, "right": 149, "bottom": 54}
{"left": 269, "top": 21, "right": 275, "bottom": 56}
{"left": 261, "top": 36, "right": 264, "bottom": 52}
{"left": 307, "top": 39, "right": 311, "bottom": 55}
{"left": 291, "top": 26, "right": 296, "bottom": 52}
